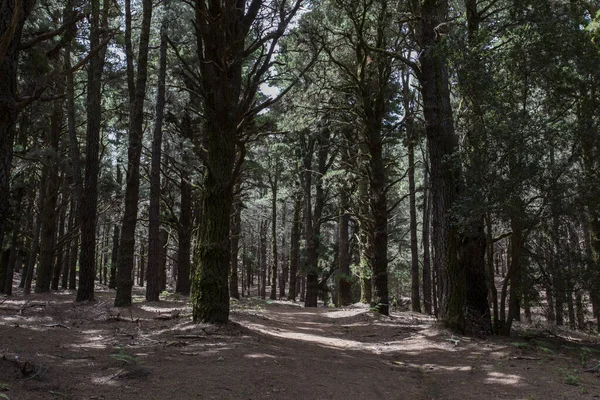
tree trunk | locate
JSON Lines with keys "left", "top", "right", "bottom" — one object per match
{"left": 259, "top": 220, "right": 268, "bottom": 299}
{"left": 36, "top": 95, "right": 62, "bottom": 293}
{"left": 408, "top": 138, "right": 420, "bottom": 313}
{"left": 288, "top": 190, "right": 301, "bottom": 301}
{"left": 229, "top": 192, "right": 242, "bottom": 299}
{"left": 358, "top": 174, "right": 373, "bottom": 305}
{"left": 422, "top": 162, "right": 433, "bottom": 314}
{"left": 176, "top": 166, "right": 192, "bottom": 295}
{"left": 367, "top": 120, "right": 389, "bottom": 316}
{"left": 77, "top": 0, "right": 108, "bottom": 302}
{"left": 3, "top": 187, "right": 24, "bottom": 294}
{"left": 485, "top": 212, "right": 499, "bottom": 333}
{"left": 114, "top": 0, "right": 153, "bottom": 306}
{"left": 337, "top": 184, "right": 352, "bottom": 306}
{"left": 0, "top": 0, "right": 35, "bottom": 250}
{"left": 417, "top": 0, "right": 467, "bottom": 332}
{"left": 51, "top": 197, "right": 67, "bottom": 291}
{"left": 269, "top": 175, "right": 278, "bottom": 300}
{"left": 146, "top": 16, "right": 167, "bottom": 302}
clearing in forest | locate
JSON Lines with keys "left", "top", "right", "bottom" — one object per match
{"left": 1, "top": 289, "right": 600, "bottom": 400}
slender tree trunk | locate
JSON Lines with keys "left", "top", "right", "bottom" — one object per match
{"left": 260, "top": 220, "right": 268, "bottom": 299}
{"left": 114, "top": 0, "right": 153, "bottom": 306}
{"left": 3, "top": 188, "right": 24, "bottom": 294}
{"left": 358, "top": 174, "right": 372, "bottom": 305}
{"left": 229, "top": 192, "right": 242, "bottom": 299}
{"left": 146, "top": 14, "right": 167, "bottom": 302}
{"left": 139, "top": 243, "right": 146, "bottom": 287}
{"left": 422, "top": 163, "right": 433, "bottom": 314}
{"left": 51, "top": 198, "right": 67, "bottom": 290}
{"left": 288, "top": 190, "right": 301, "bottom": 301}
{"left": 176, "top": 170, "right": 192, "bottom": 295}
{"left": 486, "top": 212, "right": 499, "bottom": 333}
{"left": 337, "top": 184, "right": 352, "bottom": 306}
{"left": 36, "top": 96, "right": 62, "bottom": 293}
{"left": 269, "top": 175, "right": 278, "bottom": 300}
{"left": 408, "top": 139, "right": 420, "bottom": 313}
{"left": 24, "top": 181, "right": 44, "bottom": 294}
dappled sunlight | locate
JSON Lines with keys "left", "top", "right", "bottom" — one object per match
{"left": 245, "top": 353, "right": 276, "bottom": 359}
{"left": 485, "top": 371, "right": 522, "bottom": 386}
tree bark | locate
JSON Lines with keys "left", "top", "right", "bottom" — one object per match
{"left": 408, "top": 137, "right": 420, "bottom": 313}
{"left": 3, "top": 187, "right": 23, "bottom": 294}
{"left": 146, "top": 14, "right": 167, "bottom": 302}
{"left": 76, "top": 0, "right": 108, "bottom": 302}
{"left": 416, "top": 0, "right": 468, "bottom": 331}
{"left": 35, "top": 93, "right": 62, "bottom": 293}
{"left": 0, "top": 0, "right": 36, "bottom": 250}
{"left": 422, "top": 160, "right": 433, "bottom": 314}
{"left": 229, "top": 192, "right": 242, "bottom": 299}
{"left": 288, "top": 190, "right": 301, "bottom": 301}
{"left": 114, "top": 0, "right": 153, "bottom": 306}
{"left": 269, "top": 173, "right": 278, "bottom": 300}
{"left": 337, "top": 183, "right": 352, "bottom": 306}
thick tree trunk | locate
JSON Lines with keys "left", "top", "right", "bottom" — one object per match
{"left": 77, "top": 0, "right": 107, "bottom": 302}
{"left": 0, "top": 0, "right": 35, "bottom": 250}
{"left": 417, "top": 0, "right": 468, "bottom": 332}
{"left": 367, "top": 121, "right": 389, "bottom": 316}
{"left": 146, "top": 18, "right": 167, "bottom": 302}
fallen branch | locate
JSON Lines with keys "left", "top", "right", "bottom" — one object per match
{"left": 41, "top": 323, "right": 72, "bottom": 330}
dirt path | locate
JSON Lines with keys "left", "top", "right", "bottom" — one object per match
{"left": 1, "top": 289, "right": 600, "bottom": 399}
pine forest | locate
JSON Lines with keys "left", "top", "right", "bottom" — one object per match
{"left": 1, "top": 0, "right": 600, "bottom": 398}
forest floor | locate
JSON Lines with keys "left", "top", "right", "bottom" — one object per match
{"left": 2, "top": 286, "right": 600, "bottom": 400}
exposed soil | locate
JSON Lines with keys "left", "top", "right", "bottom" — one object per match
{"left": 1, "top": 286, "right": 600, "bottom": 400}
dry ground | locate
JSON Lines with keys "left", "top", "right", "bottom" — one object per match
{"left": 1, "top": 286, "right": 600, "bottom": 400}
